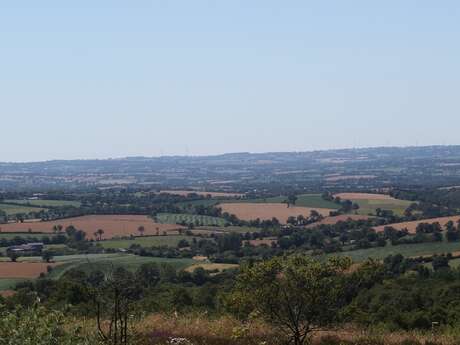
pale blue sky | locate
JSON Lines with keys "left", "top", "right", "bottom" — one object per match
{"left": 1, "top": 1, "right": 459, "bottom": 161}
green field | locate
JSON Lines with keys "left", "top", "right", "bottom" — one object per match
{"left": 47, "top": 254, "right": 195, "bottom": 279}
{"left": 4, "top": 199, "right": 81, "bottom": 208}
{"left": 230, "top": 194, "right": 339, "bottom": 209}
{"left": 197, "top": 225, "right": 261, "bottom": 233}
{"left": 351, "top": 198, "right": 413, "bottom": 216}
{"left": 332, "top": 241, "right": 460, "bottom": 262}
{"left": 0, "top": 278, "right": 27, "bottom": 291}
{"left": 0, "top": 232, "right": 50, "bottom": 239}
{"left": 99, "top": 235, "right": 199, "bottom": 249}
{"left": 175, "top": 199, "right": 221, "bottom": 209}
{"left": 0, "top": 203, "right": 46, "bottom": 215}
{"left": 156, "top": 213, "right": 228, "bottom": 226}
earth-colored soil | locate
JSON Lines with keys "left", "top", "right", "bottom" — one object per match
{"left": 374, "top": 215, "right": 460, "bottom": 234}
{"left": 0, "top": 262, "right": 58, "bottom": 278}
{"left": 0, "top": 290, "right": 15, "bottom": 297}
{"left": 0, "top": 215, "right": 184, "bottom": 239}
{"left": 245, "top": 238, "right": 278, "bottom": 246}
{"left": 218, "top": 203, "right": 333, "bottom": 223}
{"left": 160, "top": 190, "right": 243, "bottom": 197}
{"left": 334, "top": 193, "right": 395, "bottom": 200}
{"left": 306, "top": 214, "right": 372, "bottom": 228}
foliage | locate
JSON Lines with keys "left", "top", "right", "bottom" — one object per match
{"left": 229, "top": 255, "right": 352, "bottom": 345}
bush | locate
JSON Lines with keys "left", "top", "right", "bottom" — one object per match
{"left": 0, "top": 305, "right": 98, "bottom": 345}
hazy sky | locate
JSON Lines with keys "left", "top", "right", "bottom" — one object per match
{"left": 1, "top": 1, "right": 459, "bottom": 162}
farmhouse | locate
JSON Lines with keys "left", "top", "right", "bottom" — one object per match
{"left": 6, "top": 242, "right": 44, "bottom": 255}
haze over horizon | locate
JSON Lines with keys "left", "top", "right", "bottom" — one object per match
{"left": 1, "top": 1, "right": 460, "bottom": 162}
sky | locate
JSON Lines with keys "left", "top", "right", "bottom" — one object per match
{"left": 1, "top": 1, "right": 460, "bottom": 162}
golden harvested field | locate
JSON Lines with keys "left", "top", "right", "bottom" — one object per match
{"left": 245, "top": 238, "right": 278, "bottom": 247}
{"left": 306, "top": 214, "right": 372, "bottom": 228}
{"left": 0, "top": 262, "right": 58, "bottom": 278}
{"left": 218, "top": 203, "right": 333, "bottom": 223}
{"left": 334, "top": 192, "right": 395, "bottom": 200}
{"left": 374, "top": 215, "right": 460, "bottom": 234}
{"left": 160, "top": 190, "right": 243, "bottom": 197}
{"left": 0, "top": 215, "right": 184, "bottom": 239}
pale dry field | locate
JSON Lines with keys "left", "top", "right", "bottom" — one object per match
{"left": 0, "top": 262, "right": 58, "bottom": 278}
{"left": 218, "top": 203, "right": 333, "bottom": 223}
{"left": 160, "top": 190, "right": 243, "bottom": 197}
{"left": 0, "top": 215, "right": 184, "bottom": 239}
{"left": 374, "top": 215, "right": 460, "bottom": 234}
{"left": 306, "top": 214, "right": 372, "bottom": 228}
{"left": 334, "top": 192, "right": 395, "bottom": 200}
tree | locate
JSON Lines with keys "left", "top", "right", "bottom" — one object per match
{"left": 230, "top": 255, "right": 351, "bottom": 345}
{"left": 42, "top": 251, "right": 54, "bottom": 263}
{"left": 7, "top": 251, "right": 19, "bottom": 262}
{"left": 96, "top": 229, "right": 104, "bottom": 241}
{"left": 287, "top": 194, "right": 298, "bottom": 207}
{"left": 137, "top": 226, "right": 145, "bottom": 236}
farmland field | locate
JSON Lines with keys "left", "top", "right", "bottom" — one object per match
{"left": 306, "top": 214, "right": 373, "bottom": 228}
{"left": 218, "top": 202, "right": 333, "bottom": 223}
{"left": 160, "top": 190, "right": 243, "bottom": 197}
{"left": 231, "top": 193, "right": 339, "bottom": 209}
{"left": 0, "top": 262, "right": 58, "bottom": 278}
{"left": 334, "top": 193, "right": 413, "bottom": 216}
{"left": 0, "top": 215, "right": 184, "bottom": 239}
{"left": 185, "top": 263, "right": 238, "bottom": 273}
{"left": 4, "top": 199, "right": 81, "bottom": 208}
{"left": 0, "top": 203, "right": 46, "bottom": 215}
{"left": 99, "top": 235, "right": 200, "bottom": 249}
{"left": 333, "top": 241, "right": 460, "bottom": 262}
{"left": 374, "top": 215, "right": 460, "bottom": 234}
{"left": 156, "top": 213, "right": 228, "bottom": 226}
{"left": 47, "top": 254, "right": 195, "bottom": 279}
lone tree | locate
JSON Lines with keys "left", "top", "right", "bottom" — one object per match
{"left": 7, "top": 251, "right": 19, "bottom": 262}
{"left": 287, "top": 194, "right": 298, "bottom": 207}
{"left": 42, "top": 251, "right": 54, "bottom": 263}
{"left": 230, "top": 255, "right": 351, "bottom": 345}
{"left": 96, "top": 228, "right": 104, "bottom": 241}
{"left": 137, "top": 226, "right": 145, "bottom": 236}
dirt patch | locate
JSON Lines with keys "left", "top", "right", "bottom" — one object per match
{"left": 185, "top": 263, "right": 239, "bottom": 273}
{"left": 160, "top": 190, "right": 243, "bottom": 197}
{"left": 0, "top": 262, "right": 58, "bottom": 278}
{"left": 374, "top": 215, "right": 460, "bottom": 234}
{"left": 0, "top": 215, "right": 184, "bottom": 239}
{"left": 218, "top": 203, "right": 333, "bottom": 223}
{"left": 306, "top": 214, "right": 373, "bottom": 228}
{"left": 334, "top": 193, "right": 395, "bottom": 200}
{"left": 0, "top": 290, "right": 16, "bottom": 298}
{"left": 245, "top": 238, "right": 278, "bottom": 247}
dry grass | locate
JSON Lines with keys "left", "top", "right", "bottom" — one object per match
{"left": 374, "top": 215, "right": 460, "bottom": 234}
{"left": 218, "top": 203, "right": 333, "bottom": 223}
{"left": 0, "top": 215, "right": 184, "bottom": 239}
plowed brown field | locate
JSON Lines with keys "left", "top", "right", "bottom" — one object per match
{"left": 0, "top": 262, "right": 58, "bottom": 278}
{"left": 0, "top": 215, "right": 184, "bottom": 239}
{"left": 306, "top": 214, "right": 372, "bottom": 228}
{"left": 218, "top": 203, "right": 333, "bottom": 223}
